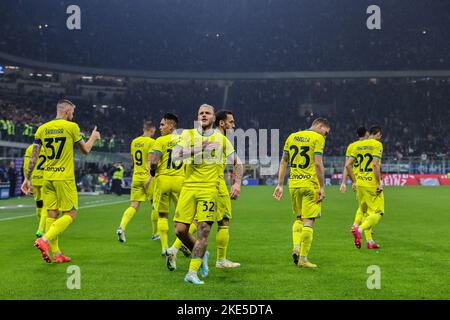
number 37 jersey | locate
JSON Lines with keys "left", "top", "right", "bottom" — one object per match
{"left": 34, "top": 119, "right": 83, "bottom": 181}
{"left": 283, "top": 130, "right": 326, "bottom": 189}
{"left": 131, "top": 136, "right": 155, "bottom": 182}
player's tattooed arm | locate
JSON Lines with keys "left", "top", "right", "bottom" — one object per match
{"left": 230, "top": 154, "right": 243, "bottom": 200}
{"left": 232, "top": 154, "right": 243, "bottom": 185}
{"left": 26, "top": 144, "right": 41, "bottom": 180}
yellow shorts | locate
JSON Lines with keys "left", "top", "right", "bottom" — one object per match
{"left": 356, "top": 186, "right": 385, "bottom": 216}
{"left": 174, "top": 186, "right": 218, "bottom": 224}
{"left": 43, "top": 180, "right": 78, "bottom": 212}
{"left": 130, "top": 179, "right": 155, "bottom": 202}
{"left": 216, "top": 179, "right": 232, "bottom": 221}
{"left": 33, "top": 185, "right": 43, "bottom": 202}
{"left": 289, "top": 187, "right": 322, "bottom": 219}
{"left": 153, "top": 175, "right": 184, "bottom": 213}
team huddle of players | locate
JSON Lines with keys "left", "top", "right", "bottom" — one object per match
{"left": 21, "top": 99, "right": 385, "bottom": 285}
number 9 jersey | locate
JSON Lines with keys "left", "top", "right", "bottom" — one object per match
{"left": 131, "top": 136, "right": 156, "bottom": 182}
{"left": 283, "top": 130, "right": 326, "bottom": 189}
{"left": 34, "top": 119, "right": 83, "bottom": 181}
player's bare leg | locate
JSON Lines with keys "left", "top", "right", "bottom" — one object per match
{"left": 183, "top": 221, "right": 212, "bottom": 284}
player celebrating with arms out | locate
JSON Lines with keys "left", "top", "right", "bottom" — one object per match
{"left": 22, "top": 99, "right": 100, "bottom": 263}
{"left": 273, "top": 118, "right": 330, "bottom": 269}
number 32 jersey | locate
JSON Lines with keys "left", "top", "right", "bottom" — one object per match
{"left": 34, "top": 118, "right": 83, "bottom": 181}
{"left": 283, "top": 130, "right": 326, "bottom": 189}
{"left": 131, "top": 136, "right": 155, "bottom": 182}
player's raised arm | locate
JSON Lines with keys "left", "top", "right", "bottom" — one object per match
{"left": 21, "top": 143, "right": 41, "bottom": 194}
{"left": 314, "top": 153, "right": 325, "bottom": 203}
{"left": 273, "top": 152, "right": 289, "bottom": 201}
{"left": 77, "top": 126, "right": 101, "bottom": 155}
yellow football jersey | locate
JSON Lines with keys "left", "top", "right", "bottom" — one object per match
{"left": 345, "top": 140, "right": 362, "bottom": 178}
{"left": 350, "top": 139, "right": 383, "bottom": 188}
{"left": 283, "top": 130, "right": 326, "bottom": 188}
{"left": 177, "top": 128, "right": 234, "bottom": 188}
{"left": 151, "top": 133, "right": 184, "bottom": 177}
{"left": 34, "top": 119, "right": 82, "bottom": 181}
{"left": 23, "top": 144, "right": 46, "bottom": 186}
{"left": 215, "top": 129, "right": 233, "bottom": 181}
{"left": 131, "top": 136, "right": 155, "bottom": 182}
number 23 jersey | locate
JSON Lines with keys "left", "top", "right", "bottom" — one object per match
{"left": 283, "top": 130, "right": 326, "bottom": 189}
{"left": 34, "top": 118, "right": 83, "bottom": 181}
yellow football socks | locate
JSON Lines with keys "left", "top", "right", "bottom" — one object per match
{"left": 365, "top": 228, "right": 373, "bottom": 241}
{"left": 44, "top": 214, "right": 73, "bottom": 241}
{"left": 189, "top": 257, "right": 202, "bottom": 273}
{"left": 292, "top": 219, "right": 303, "bottom": 252}
{"left": 151, "top": 208, "right": 159, "bottom": 236}
{"left": 37, "top": 207, "right": 47, "bottom": 233}
{"left": 158, "top": 217, "right": 169, "bottom": 250}
{"left": 189, "top": 223, "right": 197, "bottom": 235}
{"left": 216, "top": 226, "right": 229, "bottom": 261}
{"left": 360, "top": 214, "right": 381, "bottom": 231}
{"left": 119, "top": 207, "right": 136, "bottom": 230}
{"left": 45, "top": 217, "right": 60, "bottom": 254}
{"left": 353, "top": 208, "right": 363, "bottom": 226}
{"left": 300, "top": 226, "right": 314, "bottom": 259}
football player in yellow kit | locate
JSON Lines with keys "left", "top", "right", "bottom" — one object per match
{"left": 22, "top": 99, "right": 100, "bottom": 263}
{"left": 273, "top": 118, "right": 330, "bottom": 269}
{"left": 116, "top": 121, "right": 156, "bottom": 243}
{"left": 346, "top": 126, "right": 384, "bottom": 249}
{"left": 168, "top": 104, "right": 242, "bottom": 285}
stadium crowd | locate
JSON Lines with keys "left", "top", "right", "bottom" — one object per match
{"left": 2, "top": 78, "right": 448, "bottom": 160}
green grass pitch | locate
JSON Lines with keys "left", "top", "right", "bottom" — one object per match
{"left": 0, "top": 186, "right": 449, "bottom": 300}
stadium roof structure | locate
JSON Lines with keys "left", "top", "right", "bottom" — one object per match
{"left": 2, "top": 50, "right": 450, "bottom": 81}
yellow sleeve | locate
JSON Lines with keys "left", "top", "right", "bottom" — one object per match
{"left": 73, "top": 123, "right": 83, "bottom": 143}
{"left": 345, "top": 143, "right": 353, "bottom": 158}
{"left": 283, "top": 134, "right": 291, "bottom": 154}
{"left": 224, "top": 136, "right": 235, "bottom": 158}
{"left": 34, "top": 126, "right": 43, "bottom": 145}
{"left": 152, "top": 137, "right": 164, "bottom": 155}
{"left": 314, "top": 134, "right": 325, "bottom": 155}
{"left": 177, "top": 130, "right": 192, "bottom": 149}
{"left": 373, "top": 141, "right": 383, "bottom": 159}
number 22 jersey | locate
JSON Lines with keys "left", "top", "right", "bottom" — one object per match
{"left": 34, "top": 118, "right": 83, "bottom": 181}
{"left": 283, "top": 130, "right": 326, "bottom": 189}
